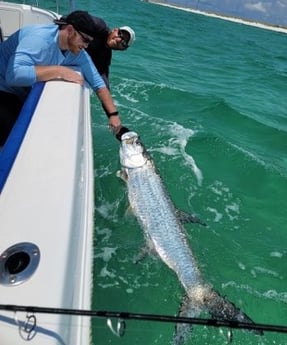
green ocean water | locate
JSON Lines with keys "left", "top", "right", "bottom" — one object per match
{"left": 87, "top": 1, "right": 287, "bottom": 345}
{"left": 23, "top": 0, "right": 287, "bottom": 343}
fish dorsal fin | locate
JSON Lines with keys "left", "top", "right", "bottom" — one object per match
{"left": 176, "top": 210, "right": 207, "bottom": 226}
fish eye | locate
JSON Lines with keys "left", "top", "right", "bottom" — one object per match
{"left": 135, "top": 137, "right": 142, "bottom": 145}
{"left": 125, "top": 137, "right": 134, "bottom": 144}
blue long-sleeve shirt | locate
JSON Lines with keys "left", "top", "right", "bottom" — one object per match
{"left": 0, "top": 23, "right": 106, "bottom": 99}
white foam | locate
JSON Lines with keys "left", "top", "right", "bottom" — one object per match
{"left": 96, "top": 227, "right": 112, "bottom": 242}
{"left": 99, "top": 265, "right": 116, "bottom": 278}
{"left": 208, "top": 180, "right": 230, "bottom": 196}
{"left": 168, "top": 123, "right": 203, "bottom": 185}
{"left": 206, "top": 207, "right": 223, "bottom": 222}
{"left": 148, "top": 121, "right": 203, "bottom": 185}
{"left": 263, "top": 290, "right": 287, "bottom": 302}
{"left": 114, "top": 78, "right": 159, "bottom": 103}
{"left": 238, "top": 262, "right": 246, "bottom": 270}
{"left": 94, "top": 246, "right": 117, "bottom": 262}
{"left": 225, "top": 202, "right": 240, "bottom": 221}
{"left": 207, "top": 181, "right": 241, "bottom": 222}
{"left": 223, "top": 281, "right": 287, "bottom": 303}
{"left": 96, "top": 201, "right": 120, "bottom": 221}
{"left": 270, "top": 251, "right": 284, "bottom": 258}
{"left": 251, "top": 266, "right": 281, "bottom": 279}
{"left": 156, "top": 146, "right": 178, "bottom": 156}
{"left": 96, "top": 165, "right": 112, "bottom": 178}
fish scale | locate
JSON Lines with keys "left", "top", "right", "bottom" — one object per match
{"left": 124, "top": 159, "right": 204, "bottom": 291}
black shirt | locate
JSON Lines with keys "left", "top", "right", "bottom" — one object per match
{"left": 85, "top": 16, "right": 112, "bottom": 87}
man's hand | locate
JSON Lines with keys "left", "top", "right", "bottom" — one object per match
{"left": 57, "top": 67, "right": 84, "bottom": 85}
{"left": 114, "top": 126, "right": 130, "bottom": 141}
{"left": 35, "top": 66, "right": 84, "bottom": 85}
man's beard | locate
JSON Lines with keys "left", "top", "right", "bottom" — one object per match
{"left": 67, "top": 32, "right": 81, "bottom": 54}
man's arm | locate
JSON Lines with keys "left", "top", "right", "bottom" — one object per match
{"left": 35, "top": 66, "right": 84, "bottom": 85}
{"left": 100, "top": 73, "right": 110, "bottom": 90}
{"left": 96, "top": 87, "right": 121, "bottom": 130}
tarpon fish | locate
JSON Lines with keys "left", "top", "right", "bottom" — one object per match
{"left": 117, "top": 131, "right": 260, "bottom": 344}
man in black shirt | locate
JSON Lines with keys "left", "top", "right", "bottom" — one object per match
{"left": 86, "top": 17, "right": 135, "bottom": 89}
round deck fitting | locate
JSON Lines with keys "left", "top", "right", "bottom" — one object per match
{"left": 0, "top": 242, "right": 40, "bottom": 286}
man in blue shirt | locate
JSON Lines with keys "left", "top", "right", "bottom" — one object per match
{"left": 0, "top": 10, "right": 129, "bottom": 146}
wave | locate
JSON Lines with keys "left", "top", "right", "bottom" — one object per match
{"left": 222, "top": 281, "right": 287, "bottom": 304}
{"left": 109, "top": 76, "right": 287, "bottom": 180}
{"left": 190, "top": 96, "right": 287, "bottom": 177}
{"left": 94, "top": 74, "right": 287, "bottom": 182}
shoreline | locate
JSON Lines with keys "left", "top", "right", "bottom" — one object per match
{"left": 145, "top": 0, "right": 287, "bottom": 34}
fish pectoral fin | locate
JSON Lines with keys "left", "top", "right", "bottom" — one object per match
{"left": 176, "top": 209, "right": 207, "bottom": 226}
{"left": 134, "top": 238, "right": 159, "bottom": 263}
{"left": 133, "top": 246, "right": 150, "bottom": 264}
{"left": 124, "top": 206, "right": 134, "bottom": 218}
{"left": 116, "top": 169, "right": 128, "bottom": 182}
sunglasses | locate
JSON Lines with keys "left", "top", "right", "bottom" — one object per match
{"left": 118, "top": 29, "right": 129, "bottom": 49}
{"left": 76, "top": 30, "right": 93, "bottom": 44}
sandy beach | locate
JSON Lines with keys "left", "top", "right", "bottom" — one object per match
{"left": 146, "top": 0, "right": 287, "bottom": 34}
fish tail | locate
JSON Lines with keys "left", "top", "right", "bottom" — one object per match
{"left": 173, "top": 295, "right": 198, "bottom": 345}
{"left": 205, "top": 288, "right": 263, "bottom": 335}
{"left": 173, "top": 287, "right": 262, "bottom": 345}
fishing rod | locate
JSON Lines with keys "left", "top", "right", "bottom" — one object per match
{"left": 1, "top": 304, "right": 287, "bottom": 335}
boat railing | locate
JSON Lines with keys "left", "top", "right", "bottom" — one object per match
{"left": 0, "top": 0, "right": 75, "bottom": 15}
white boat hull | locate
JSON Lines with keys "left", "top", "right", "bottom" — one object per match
{"left": 0, "top": 80, "right": 94, "bottom": 344}
{"left": 0, "top": 3, "right": 95, "bottom": 344}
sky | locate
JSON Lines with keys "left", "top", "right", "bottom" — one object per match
{"left": 167, "top": 0, "right": 287, "bottom": 26}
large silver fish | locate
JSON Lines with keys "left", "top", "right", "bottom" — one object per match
{"left": 117, "top": 131, "right": 260, "bottom": 344}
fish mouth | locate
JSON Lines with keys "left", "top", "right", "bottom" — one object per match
{"left": 121, "top": 131, "right": 138, "bottom": 143}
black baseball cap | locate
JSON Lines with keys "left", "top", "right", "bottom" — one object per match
{"left": 54, "top": 11, "right": 96, "bottom": 37}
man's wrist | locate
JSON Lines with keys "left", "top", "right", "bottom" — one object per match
{"left": 107, "top": 111, "right": 119, "bottom": 118}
